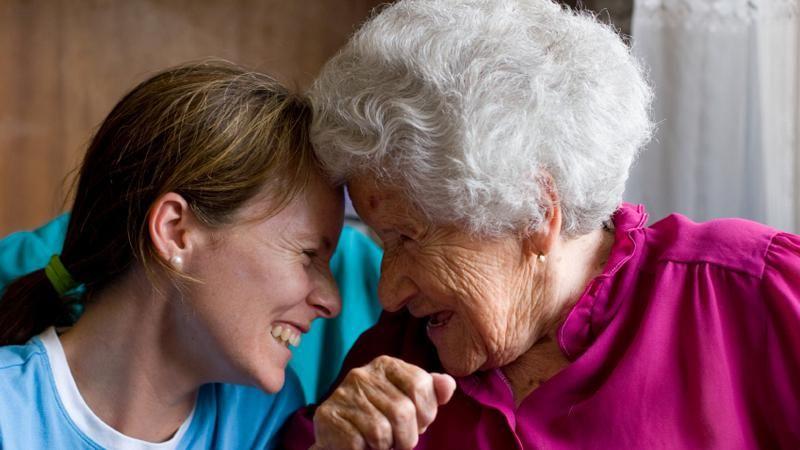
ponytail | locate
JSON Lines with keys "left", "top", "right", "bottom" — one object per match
{"left": 0, "top": 269, "right": 74, "bottom": 345}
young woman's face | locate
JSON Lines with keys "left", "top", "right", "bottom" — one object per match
{"left": 181, "top": 178, "right": 344, "bottom": 392}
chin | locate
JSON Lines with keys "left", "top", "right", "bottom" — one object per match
{"left": 251, "top": 365, "right": 286, "bottom": 393}
{"left": 238, "top": 351, "right": 288, "bottom": 393}
{"left": 438, "top": 350, "right": 483, "bottom": 377}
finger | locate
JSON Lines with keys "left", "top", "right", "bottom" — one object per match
{"left": 338, "top": 385, "right": 396, "bottom": 450}
{"left": 358, "top": 376, "right": 420, "bottom": 450}
{"left": 380, "top": 357, "right": 439, "bottom": 430}
{"left": 431, "top": 373, "right": 457, "bottom": 405}
{"left": 314, "top": 404, "right": 368, "bottom": 450}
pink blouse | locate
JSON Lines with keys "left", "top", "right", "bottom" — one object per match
{"left": 284, "top": 203, "right": 800, "bottom": 449}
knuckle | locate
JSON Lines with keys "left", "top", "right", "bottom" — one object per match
{"left": 410, "top": 371, "right": 433, "bottom": 396}
{"left": 315, "top": 404, "right": 332, "bottom": 421}
{"left": 418, "top": 406, "right": 436, "bottom": 427}
{"left": 347, "top": 367, "right": 370, "bottom": 383}
{"left": 363, "top": 418, "right": 393, "bottom": 449}
{"left": 374, "top": 354, "right": 395, "bottom": 368}
{"left": 392, "top": 398, "right": 417, "bottom": 424}
{"left": 329, "top": 387, "right": 349, "bottom": 404}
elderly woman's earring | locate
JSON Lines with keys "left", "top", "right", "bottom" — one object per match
{"left": 537, "top": 253, "right": 546, "bottom": 263}
{"left": 169, "top": 255, "right": 184, "bottom": 270}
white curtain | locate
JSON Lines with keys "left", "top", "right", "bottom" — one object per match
{"left": 626, "top": 0, "right": 800, "bottom": 232}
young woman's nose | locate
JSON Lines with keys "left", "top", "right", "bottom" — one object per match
{"left": 307, "top": 273, "right": 341, "bottom": 319}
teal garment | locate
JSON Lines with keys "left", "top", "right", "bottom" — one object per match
{"left": 0, "top": 214, "right": 69, "bottom": 291}
{"left": 0, "top": 335, "right": 304, "bottom": 449}
{"left": 0, "top": 214, "right": 383, "bottom": 402}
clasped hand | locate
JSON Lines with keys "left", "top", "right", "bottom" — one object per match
{"left": 310, "top": 355, "right": 456, "bottom": 450}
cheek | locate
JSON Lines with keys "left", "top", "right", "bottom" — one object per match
{"left": 446, "top": 279, "right": 533, "bottom": 368}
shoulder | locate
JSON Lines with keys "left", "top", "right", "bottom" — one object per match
{"left": 0, "top": 337, "right": 48, "bottom": 378}
{"left": 0, "top": 338, "right": 52, "bottom": 409}
{"left": 0, "top": 338, "right": 74, "bottom": 447}
{"left": 642, "top": 213, "right": 780, "bottom": 277}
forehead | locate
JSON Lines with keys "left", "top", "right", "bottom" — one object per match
{"left": 230, "top": 178, "right": 343, "bottom": 239}
{"left": 347, "top": 177, "right": 421, "bottom": 228}
{"left": 347, "top": 177, "right": 388, "bottom": 211}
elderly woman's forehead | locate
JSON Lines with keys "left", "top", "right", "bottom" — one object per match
{"left": 348, "top": 178, "right": 392, "bottom": 206}
{"left": 347, "top": 178, "right": 418, "bottom": 219}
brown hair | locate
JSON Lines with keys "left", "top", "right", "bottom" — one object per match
{"left": 0, "top": 61, "right": 319, "bottom": 345}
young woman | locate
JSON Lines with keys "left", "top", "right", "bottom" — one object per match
{"left": 0, "top": 62, "right": 342, "bottom": 449}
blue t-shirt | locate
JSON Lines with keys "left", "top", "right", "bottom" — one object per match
{"left": 0, "top": 329, "right": 304, "bottom": 449}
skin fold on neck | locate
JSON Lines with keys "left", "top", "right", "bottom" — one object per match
{"left": 502, "top": 226, "right": 615, "bottom": 407}
{"left": 59, "top": 268, "right": 202, "bottom": 443}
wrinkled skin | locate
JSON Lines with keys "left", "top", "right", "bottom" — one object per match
{"left": 348, "top": 178, "right": 560, "bottom": 376}
{"left": 311, "top": 177, "right": 589, "bottom": 450}
{"left": 311, "top": 355, "right": 456, "bottom": 450}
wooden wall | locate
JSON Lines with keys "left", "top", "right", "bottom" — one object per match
{"left": 0, "top": 0, "right": 383, "bottom": 236}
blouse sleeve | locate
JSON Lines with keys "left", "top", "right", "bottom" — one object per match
{"left": 759, "top": 232, "right": 800, "bottom": 446}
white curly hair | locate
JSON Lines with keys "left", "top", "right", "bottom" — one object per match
{"left": 309, "top": 0, "right": 653, "bottom": 237}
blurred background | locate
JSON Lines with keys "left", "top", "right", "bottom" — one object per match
{"left": 0, "top": 0, "right": 383, "bottom": 236}
{"left": 1, "top": 0, "right": 798, "bottom": 236}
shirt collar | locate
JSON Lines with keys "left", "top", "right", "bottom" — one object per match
{"left": 557, "top": 203, "right": 648, "bottom": 360}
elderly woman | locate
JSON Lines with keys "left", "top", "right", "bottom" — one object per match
{"left": 284, "top": 0, "right": 800, "bottom": 449}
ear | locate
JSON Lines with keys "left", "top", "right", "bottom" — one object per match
{"left": 148, "top": 192, "right": 199, "bottom": 266}
{"left": 521, "top": 174, "right": 562, "bottom": 260}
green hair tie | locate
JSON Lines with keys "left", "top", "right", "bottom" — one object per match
{"left": 44, "top": 254, "right": 78, "bottom": 297}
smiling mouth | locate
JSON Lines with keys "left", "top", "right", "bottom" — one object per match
{"left": 270, "top": 324, "right": 301, "bottom": 348}
{"left": 426, "top": 311, "right": 454, "bottom": 329}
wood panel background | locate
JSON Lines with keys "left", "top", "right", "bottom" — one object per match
{"left": 0, "top": 0, "right": 384, "bottom": 236}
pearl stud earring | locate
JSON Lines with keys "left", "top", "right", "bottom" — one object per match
{"left": 169, "top": 255, "right": 184, "bottom": 269}
{"left": 537, "top": 253, "right": 546, "bottom": 263}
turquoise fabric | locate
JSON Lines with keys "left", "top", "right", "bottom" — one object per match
{"left": 0, "top": 336, "right": 304, "bottom": 449}
{"left": 0, "top": 214, "right": 383, "bottom": 402}
{"left": 0, "top": 214, "right": 69, "bottom": 290}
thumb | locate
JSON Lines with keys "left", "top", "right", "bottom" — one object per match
{"left": 431, "top": 373, "right": 456, "bottom": 405}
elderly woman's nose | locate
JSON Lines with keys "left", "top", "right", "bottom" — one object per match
{"left": 378, "top": 271, "right": 419, "bottom": 312}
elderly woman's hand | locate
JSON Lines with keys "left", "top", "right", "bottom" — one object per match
{"left": 310, "top": 355, "right": 456, "bottom": 450}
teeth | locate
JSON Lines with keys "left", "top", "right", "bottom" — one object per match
{"left": 269, "top": 324, "right": 301, "bottom": 348}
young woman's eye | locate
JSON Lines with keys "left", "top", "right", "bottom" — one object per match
{"left": 302, "top": 250, "right": 318, "bottom": 259}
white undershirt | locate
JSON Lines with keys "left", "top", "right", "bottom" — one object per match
{"left": 39, "top": 327, "right": 197, "bottom": 450}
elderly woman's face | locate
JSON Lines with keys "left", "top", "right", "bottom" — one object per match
{"left": 349, "top": 179, "right": 546, "bottom": 376}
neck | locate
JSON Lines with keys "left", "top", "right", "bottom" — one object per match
{"left": 59, "top": 270, "right": 200, "bottom": 442}
{"left": 503, "top": 226, "right": 615, "bottom": 406}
